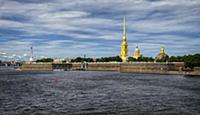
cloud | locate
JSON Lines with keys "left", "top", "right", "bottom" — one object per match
{"left": 0, "top": 0, "right": 199, "bottom": 60}
{"left": 0, "top": 52, "right": 6, "bottom": 55}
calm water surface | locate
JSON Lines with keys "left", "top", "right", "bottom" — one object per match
{"left": 0, "top": 67, "right": 200, "bottom": 115}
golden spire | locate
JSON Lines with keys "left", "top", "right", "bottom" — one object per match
{"left": 120, "top": 16, "right": 128, "bottom": 62}
{"left": 123, "top": 16, "right": 126, "bottom": 37}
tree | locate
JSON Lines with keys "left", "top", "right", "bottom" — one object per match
{"left": 128, "top": 57, "right": 136, "bottom": 62}
{"left": 70, "top": 54, "right": 200, "bottom": 69}
{"left": 168, "top": 54, "right": 200, "bottom": 69}
{"left": 96, "top": 56, "right": 122, "bottom": 62}
{"left": 184, "top": 54, "right": 200, "bottom": 69}
{"left": 71, "top": 57, "right": 94, "bottom": 62}
{"left": 36, "top": 58, "right": 53, "bottom": 62}
{"left": 128, "top": 56, "right": 154, "bottom": 62}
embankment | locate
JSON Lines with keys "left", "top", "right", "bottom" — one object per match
{"left": 21, "top": 63, "right": 53, "bottom": 71}
{"left": 71, "top": 63, "right": 120, "bottom": 71}
{"left": 20, "top": 62, "right": 200, "bottom": 76}
{"left": 120, "top": 62, "right": 180, "bottom": 74}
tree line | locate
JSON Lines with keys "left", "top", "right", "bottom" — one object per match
{"left": 168, "top": 54, "right": 200, "bottom": 69}
{"left": 36, "top": 58, "right": 53, "bottom": 63}
{"left": 36, "top": 54, "right": 200, "bottom": 69}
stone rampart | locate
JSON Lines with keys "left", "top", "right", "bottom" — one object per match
{"left": 120, "top": 62, "right": 182, "bottom": 74}
{"left": 72, "top": 63, "right": 81, "bottom": 70}
{"left": 87, "top": 63, "right": 120, "bottom": 71}
{"left": 21, "top": 64, "right": 53, "bottom": 71}
{"left": 52, "top": 63, "right": 72, "bottom": 71}
{"left": 20, "top": 62, "right": 200, "bottom": 76}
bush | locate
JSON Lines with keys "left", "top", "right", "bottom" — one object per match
{"left": 96, "top": 56, "right": 122, "bottom": 62}
{"left": 71, "top": 57, "right": 94, "bottom": 62}
{"left": 128, "top": 56, "right": 154, "bottom": 62}
{"left": 168, "top": 54, "right": 200, "bottom": 69}
{"left": 36, "top": 58, "right": 53, "bottom": 62}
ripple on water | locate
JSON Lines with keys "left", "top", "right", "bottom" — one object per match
{"left": 0, "top": 70, "right": 200, "bottom": 114}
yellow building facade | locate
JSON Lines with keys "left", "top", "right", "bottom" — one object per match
{"left": 120, "top": 16, "right": 128, "bottom": 62}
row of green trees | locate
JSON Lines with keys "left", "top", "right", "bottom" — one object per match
{"left": 70, "top": 56, "right": 155, "bottom": 62}
{"left": 128, "top": 56, "right": 154, "bottom": 62}
{"left": 168, "top": 54, "right": 200, "bottom": 69}
{"left": 96, "top": 56, "right": 122, "bottom": 62}
{"left": 36, "top": 58, "right": 53, "bottom": 62}
{"left": 70, "top": 56, "right": 122, "bottom": 62}
{"left": 36, "top": 54, "right": 200, "bottom": 69}
{"left": 71, "top": 57, "right": 94, "bottom": 62}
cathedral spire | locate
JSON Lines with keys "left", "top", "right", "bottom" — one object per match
{"left": 123, "top": 16, "right": 126, "bottom": 37}
{"left": 120, "top": 16, "right": 128, "bottom": 62}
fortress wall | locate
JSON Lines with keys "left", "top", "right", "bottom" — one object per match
{"left": 21, "top": 63, "right": 73, "bottom": 71}
{"left": 20, "top": 62, "right": 189, "bottom": 75}
{"left": 173, "top": 62, "right": 185, "bottom": 71}
{"left": 190, "top": 67, "right": 200, "bottom": 76}
{"left": 71, "top": 63, "right": 120, "bottom": 71}
{"left": 72, "top": 63, "right": 81, "bottom": 70}
{"left": 21, "top": 64, "right": 53, "bottom": 71}
{"left": 87, "top": 63, "right": 120, "bottom": 71}
{"left": 52, "top": 63, "right": 72, "bottom": 71}
{"left": 71, "top": 62, "right": 182, "bottom": 73}
{"left": 120, "top": 63, "right": 180, "bottom": 74}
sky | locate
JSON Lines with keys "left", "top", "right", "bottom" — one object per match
{"left": 0, "top": 0, "right": 200, "bottom": 60}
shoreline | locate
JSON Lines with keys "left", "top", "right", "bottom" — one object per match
{"left": 1, "top": 66, "right": 199, "bottom": 76}
{"left": 17, "top": 62, "right": 200, "bottom": 76}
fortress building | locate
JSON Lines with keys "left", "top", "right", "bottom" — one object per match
{"left": 155, "top": 47, "right": 169, "bottom": 62}
{"left": 120, "top": 16, "right": 128, "bottom": 62}
{"left": 133, "top": 45, "right": 141, "bottom": 60}
{"left": 119, "top": 17, "right": 169, "bottom": 62}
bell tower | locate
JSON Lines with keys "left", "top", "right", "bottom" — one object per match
{"left": 120, "top": 16, "right": 128, "bottom": 62}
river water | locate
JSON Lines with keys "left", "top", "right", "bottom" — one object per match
{"left": 0, "top": 67, "right": 200, "bottom": 115}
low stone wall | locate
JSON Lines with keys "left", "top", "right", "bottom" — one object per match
{"left": 72, "top": 63, "right": 81, "bottom": 70}
{"left": 194, "top": 67, "right": 200, "bottom": 71}
{"left": 87, "top": 63, "right": 120, "bottom": 71}
{"left": 71, "top": 63, "right": 120, "bottom": 71}
{"left": 71, "top": 62, "right": 183, "bottom": 73}
{"left": 20, "top": 62, "right": 199, "bottom": 76}
{"left": 52, "top": 63, "right": 72, "bottom": 71}
{"left": 120, "top": 62, "right": 180, "bottom": 74}
{"left": 21, "top": 64, "right": 53, "bottom": 71}
{"left": 21, "top": 63, "right": 73, "bottom": 71}
{"left": 189, "top": 67, "right": 200, "bottom": 76}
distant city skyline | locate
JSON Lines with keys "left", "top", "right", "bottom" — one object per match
{"left": 0, "top": 0, "right": 200, "bottom": 60}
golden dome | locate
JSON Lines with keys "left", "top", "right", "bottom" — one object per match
{"left": 160, "top": 47, "right": 165, "bottom": 54}
{"left": 155, "top": 47, "right": 169, "bottom": 61}
{"left": 133, "top": 45, "right": 141, "bottom": 60}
